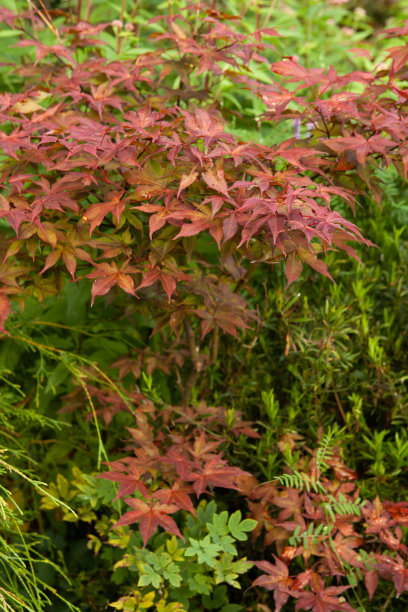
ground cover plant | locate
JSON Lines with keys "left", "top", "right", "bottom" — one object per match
{"left": 0, "top": 0, "right": 408, "bottom": 610}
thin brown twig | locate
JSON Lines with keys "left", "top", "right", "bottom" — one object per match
{"left": 333, "top": 389, "right": 347, "bottom": 424}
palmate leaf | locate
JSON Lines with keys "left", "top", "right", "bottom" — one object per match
{"left": 185, "top": 535, "right": 222, "bottom": 568}
{"left": 153, "top": 482, "right": 196, "bottom": 515}
{"left": 186, "top": 455, "right": 250, "bottom": 496}
{"left": 97, "top": 462, "right": 150, "bottom": 500}
{"left": 87, "top": 261, "right": 138, "bottom": 305}
{"left": 113, "top": 498, "right": 183, "bottom": 546}
{"left": 252, "top": 557, "right": 293, "bottom": 612}
{"left": 294, "top": 572, "right": 356, "bottom": 612}
{"left": 82, "top": 190, "right": 126, "bottom": 235}
{"left": 214, "top": 554, "right": 253, "bottom": 588}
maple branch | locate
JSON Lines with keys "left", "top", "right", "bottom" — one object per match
{"left": 185, "top": 320, "right": 199, "bottom": 372}
{"left": 182, "top": 369, "right": 198, "bottom": 408}
{"left": 115, "top": 0, "right": 126, "bottom": 55}
{"left": 97, "top": 168, "right": 129, "bottom": 195}
{"left": 76, "top": 0, "right": 82, "bottom": 24}
{"left": 315, "top": 108, "right": 331, "bottom": 139}
{"left": 183, "top": 320, "right": 201, "bottom": 407}
{"left": 223, "top": 305, "right": 262, "bottom": 389}
{"left": 210, "top": 326, "right": 219, "bottom": 366}
{"left": 215, "top": 42, "right": 235, "bottom": 54}
{"left": 14, "top": 21, "right": 39, "bottom": 43}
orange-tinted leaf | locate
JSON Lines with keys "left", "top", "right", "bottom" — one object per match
{"left": 177, "top": 170, "right": 198, "bottom": 197}
{"left": 82, "top": 191, "right": 125, "bottom": 235}
{"left": 286, "top": 252, "right": 303, "bottom": 286}
{"left": 0, "top": 293, "right": 11, "bottom": 335}
{"left": 202, "top": 167, "right": 229, "bottom": 197}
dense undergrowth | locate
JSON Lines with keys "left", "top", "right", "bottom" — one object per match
{"left": 1, "top": 0, "right": 408, "bottom": 610}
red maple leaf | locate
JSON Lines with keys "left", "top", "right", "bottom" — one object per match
{"left": 186, "top": 454, "right": 249, "bottom": 496}
{"left": 386, "top": 43, "right": 408, "bottom": 75}
{"left": 12, "top": 39, "right": 74, "bottom": 66}
{"left": 82, "top": 190, "right": 126, "bottom": 235}
{"left": 202, "top": 167, "right": 230, "bottom": 197}
{"left": 294, "top": 573, "right": 356, "bottom": 612}
{"left": 271, "top": 488, "right": 304, "bottom": 520}
{"left": 87, "top": 261, "right": 137, "bottom": 305}
{"left": 182, "top": 108, "right": 230, "bottom": 147}
{"left": 253, "top": 557, "right": 294, "bottom": 611}
{"left": 97, "top": 459, "right": 150, "bottom": 500}
{"left": 383, "top": 501, "right": 408, "bottom": 527}
{"left": 113, "top": 498, "right": 183, "bottom": 546}
{"left": 0, "top": 293, "right": 11, "bottom": 335}
{"left": 153, "top": 482, "right": 196, "bottom": 515}
{"left": 322, "top": 134, "right": 393, "bottom": 165}
{"left": 376, "top": 554, "right": 408, "bottom": 597}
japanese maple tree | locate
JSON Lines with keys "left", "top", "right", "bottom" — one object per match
{"left": 1, "top": 1, "right": 408, "bottom": 609}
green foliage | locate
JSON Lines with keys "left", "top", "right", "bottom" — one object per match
{"left": 0, "top": 450, "right": 78, "bottom": 610}
{"left": 101, "top": 501, "right": 255, "bottom": 610}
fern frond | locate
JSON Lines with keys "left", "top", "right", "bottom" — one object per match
{"left": 326, "top": 494, "right": 364, "bottom": 517}
{"left": 274, "top": 470, "right": 325, "bottom": 494}
{"left": 288, "top": 521, "right": 334, "bottom": 548}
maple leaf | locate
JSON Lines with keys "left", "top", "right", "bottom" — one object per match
{"left": 323, "top": 534, "right": 364, "bottom": 575}
{"left": 136, "top": 264, "right": 182, "bottom": 302}
{"left": 124, "top": 160, "right": 172, "bottom": 200}
{"left": 271, "top": 488, "right": 304, "bottom": 520}
{"left": 12, "top": 39, "right": 74, "bottom": 66}
{"left": 84, "top": 82, "right": 124, "bottom": 119}
{"left": 186, "top": 454, "right": 249, "bottom": 497}
{"left": 382, "top": 555, "right": 408, "bottom": 597}
{"left": 113, "top": 498, "right": 183, "bottom": 546}
{"left": 161, "top": 447, "right": 199, "bottom": 480}
{"left": 383, "top": 501, "right": 408, "bottom": 527}
{"left": 177, "top": 169, "right": 198, "bottom": 197}
{"left": 253, "top": 557, "right": 293, "bottom": 611}
{"left": 0, "top": 293, "right": 11, "bottom": 335}
{"left": 286, "top": 252, "right": 303, "bottom": 286}
{"left": 97, "top": 459, "right": 150, "bottom": 500}
{"left": 298, "top": 250, "right": 334, "bottom": 282}
{"left": 223, "top": 213, "right": 238, "bottom": 241}
{"left": 153, "top": 482, "right": 196, "bottom": 515}
{"left": 82, "top": 191, "right": 126, "bottom": 235}
{"left": 195, "top": 304, "right": 251, "bottom": 338}
{"left": 87, "top": 261, "right": 137, "bottom": 305}
{"left": 322, "top": 134, "right": 393, "bottom": 165}
{"left": 270, "top": 59, "right": 325, "bottom": 86}
{"left": 202, "top": 167, "right": 229, "bottom": 197}
{"left": 0, "top": 129, "right": 34, "bottom": 159}
{"left": 294, "top": 572, "right": 356, "bottom": 612}
{"left": 41, "top": 243, "right": 93, "bottom": 278}
{"left": 0, "top": 7, "right": 18, "bottom": 27}
{"left": 189, "top": 431, "right": 221, "bottom": 461}
{"left": 386, "top": 43, "right": 408, "bottom": 75}
{"left": 182, "top": 108, "right": 230, "bottom": 147}
{"left": 362, "top": 496, "right": 393, "bottom": 535}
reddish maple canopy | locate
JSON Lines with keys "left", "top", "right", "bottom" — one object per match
{"left": 1, "top": 5, "right": 407, "bottom": 339}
